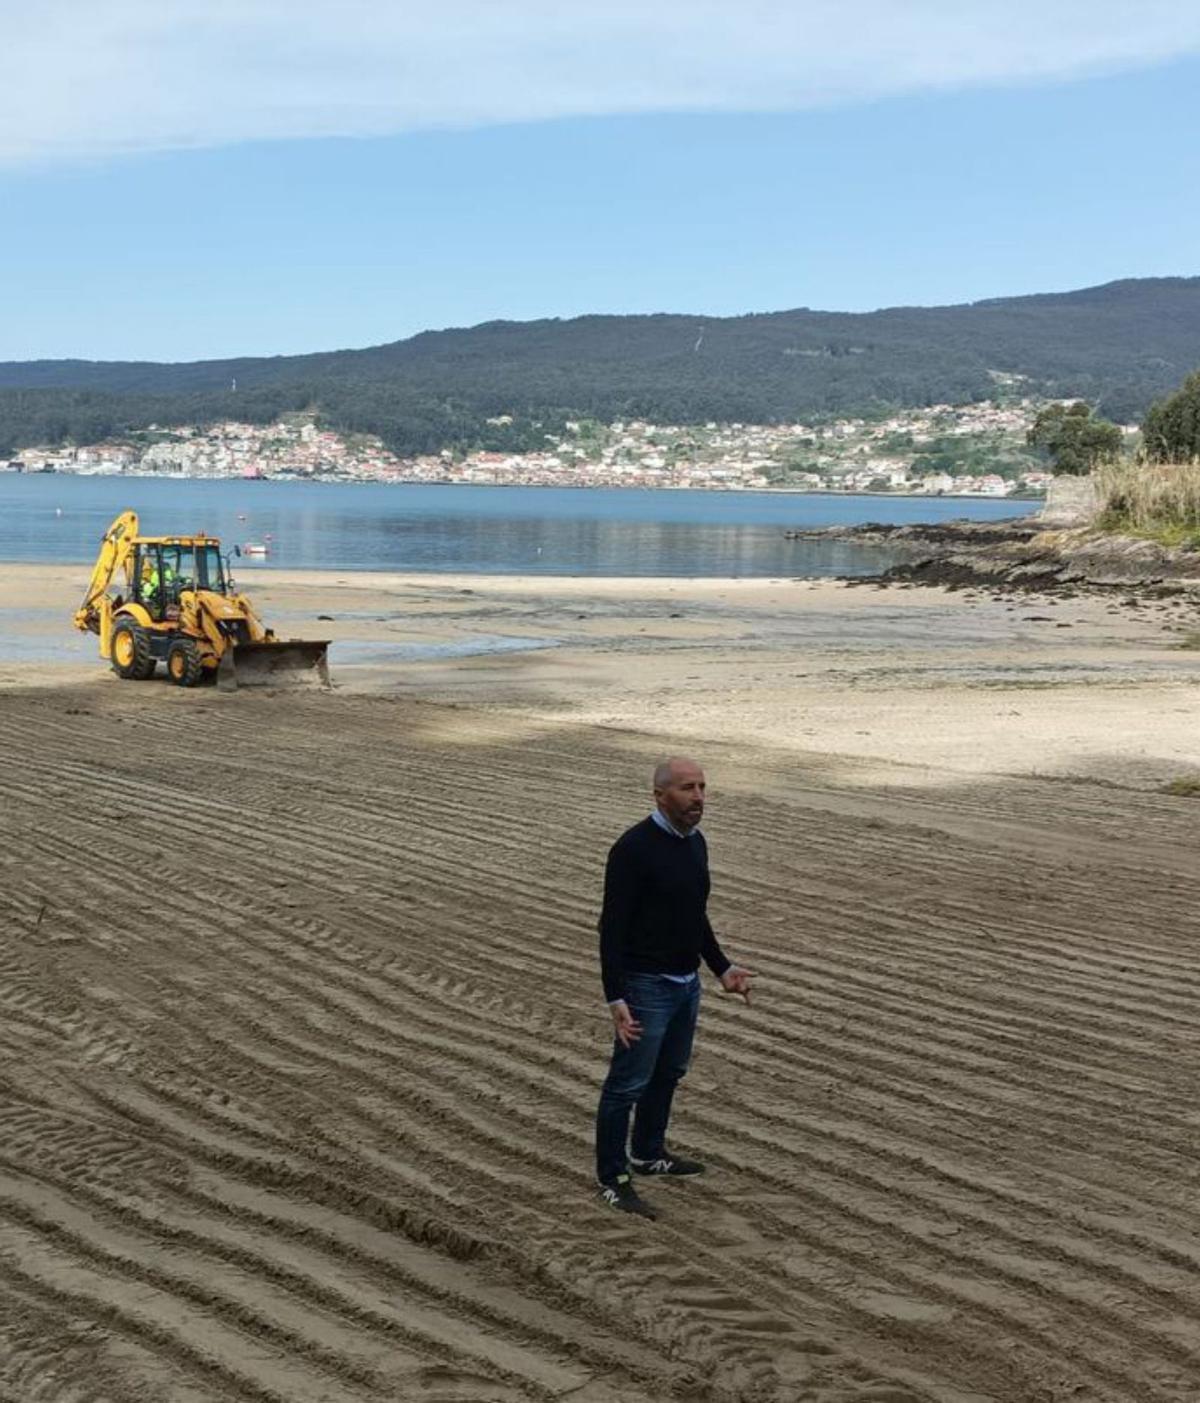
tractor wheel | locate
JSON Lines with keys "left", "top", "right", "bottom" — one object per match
{"left": 111, "top": 619, "right": 156, "bottom": 680}
{"left": 167, "top": 638, "right": 204, "bottom": 687}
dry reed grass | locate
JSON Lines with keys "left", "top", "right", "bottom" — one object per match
{"left": 1094, "top": 459, "right": 1200, "bottom": 544}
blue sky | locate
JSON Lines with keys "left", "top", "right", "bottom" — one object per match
{"left": 2, "top": 2, "right": 1199, "bottom": 362}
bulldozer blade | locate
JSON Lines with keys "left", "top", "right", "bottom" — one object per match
{"left": 226, "top": 640, "right": 331, "bottom": 689}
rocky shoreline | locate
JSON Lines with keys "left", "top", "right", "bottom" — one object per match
{"left": 785, "top": 516, "right": 1200, "bottom": 596}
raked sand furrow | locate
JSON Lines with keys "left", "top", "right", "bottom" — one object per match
{"left": 706, "top": 826, "right": 1200, "bottom": 966}
{"left": 792, "top": 940, "right": 1200, "bottom": 1056}
{"left": 68, "top": 1076, "right": 498, "bottom": 1265}
{"left": 145, "top": 925, "right": 1178, "bottom": 1268}
{"left": 0, "top": 1248, "right": 302, "bottom": 1403}
{"left": 732, "top": 874, "right": 1200, "bottom": 996}
{"left": 0, "top": 1181, "right": 440, "bottom": 1394}
{"left": 170, "top": 1174, "right": 684, "bottom": 1394}
{"left": 89, "top": 841, "right": 1195, "bottom": 1251}
{"left": 181, "top": 951, "right": 1200, "bottom": 1400}
{"left": 0, "top": 1280, "right": 189, "bottom": 1403}
{"left": 7, "top": 684, "right": 1200, "bottom": 1402}
{"left": 791, "top": 913, "right": 1200, "bottom": 1025}
{"left": 14, "top": 735, "right": 1195, "bottom": 1032}
{"left": 25, "top": 1094, "right": 648, "bottom": 1403}
{"left": 714, "top": 868, "right": 1200, "bottom": 1005}
{"left": 0, "top": 1161, "right": 601, "bottom": 1400}
{"left": 218, "top": 911, "right": 1200, "bottom": 1232}
{"left": 78, "top": 964, "right": 914, "bottom": 1397}
{"left": 237, "top": 920, "right": 1200, "bottom": 1346}
{"left": 2, "top": 759, "right": 612, "bottom": 944}
{"left": 203, "top": 911, "right": 1200, "bottom": 1246}
{"left": 35, "top": 1122, "right": 701, "bottom": 1400}
{"left": 11, "top": 791, "right": 1200, "bottom": 1262}
{"left": 73, "top": 1067, "right": 847, "bottom": 1402}
{"left": 731, "top": 966, "right": 1200, "bottom": 1128}
{"left": 239, "top": 896, "right": 1200, "bottom": 1188}
{"left": 227, "top": 950, "right": 1200, "bottom": 1326}
{"left": 35, "top": 1015, "right": 769, "bottom": 1397}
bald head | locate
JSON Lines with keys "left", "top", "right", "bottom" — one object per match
{"left": 653, "top": 756, "right": 699, "bottom": 790}
{"left": 653, "top": 756, "right": 706, "bottom": 832}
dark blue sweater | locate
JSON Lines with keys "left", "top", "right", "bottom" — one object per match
{"left": 598, "top": 816, "right": 731, "bottom": 1003}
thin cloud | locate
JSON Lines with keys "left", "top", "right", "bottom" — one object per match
{"left": 5, "top": 1, "right": 1200, "bottom": 166}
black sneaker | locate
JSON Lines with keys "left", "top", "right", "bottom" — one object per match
{"left": 598, "top": 1173, "right": 658, "bottom": 1218}
{"left": 630, "top": 1155, "right": 706, "bottom": 1177}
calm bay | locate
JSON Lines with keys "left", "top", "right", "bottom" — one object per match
{"left": 0, "top": 474, "right": 1032, "bottom": 577}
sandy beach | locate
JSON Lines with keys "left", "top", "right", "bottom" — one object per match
{"left": 3, "top": 560, "right": 1200, "bottom": 1402}
{"left": 6, "top": 561, "right": 1199, "bottom": 784}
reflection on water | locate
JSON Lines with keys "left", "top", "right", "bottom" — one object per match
{"left": 0, "top": 475, "right": 1033, "bottom": 578}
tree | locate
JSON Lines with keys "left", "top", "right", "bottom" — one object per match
{"left": 1142, "top": 370, "right": 1200, "bottom": 462}
{"left": 1026, "top": 402, "right": 1122, "bottom": 475}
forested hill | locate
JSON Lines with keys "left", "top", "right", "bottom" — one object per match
{"left": 2, "top": 276, "right": 1198, "bottom": 457}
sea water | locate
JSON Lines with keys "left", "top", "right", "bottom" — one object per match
{"left": 0, "top": 474, "right": 1032, "bottom": 578}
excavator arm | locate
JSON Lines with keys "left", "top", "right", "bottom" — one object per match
{"left": 74, "top": 511, "right": 139, "bottom": 638}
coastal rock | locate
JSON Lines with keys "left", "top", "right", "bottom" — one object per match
{"left": 787, "top": 516, "right": 1200, "bottom": 595}
{"left": 1040, "top": 475, "right": 1100, "bottom": 526}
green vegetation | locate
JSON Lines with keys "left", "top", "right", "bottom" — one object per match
{"left": 1027, "top": 402, "right": 1122, "bottom": 475}
{"left": 1142, "top": 370, "right": 1200, "bottom": 462}
{"left": 911, "top": 431, "right": 1040, "bottom": 480}
{"left": 3, "top": 277, "right": 1200, "bottom": 459}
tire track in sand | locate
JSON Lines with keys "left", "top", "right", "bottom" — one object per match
{"left": 4, "top": 687, "right": 1200, "bottom": 1401}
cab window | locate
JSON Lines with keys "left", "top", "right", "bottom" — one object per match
{"left": 134, "top": 546, "right": 166, "bottom": 617}
{"left": 198, "top": 545, "right": 226, "bottom": 592}
{"left": 160, "top": 546, "right": 198, "bottom": 596}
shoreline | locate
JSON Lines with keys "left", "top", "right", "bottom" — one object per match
{"left": 5, "top": 559, "right": 1198, "bottom": 790}
{"left": 1, "top": 560, "right": 897, "bottom": 588}
{"left": 1, "top": 469, "right": 1044, "bottom": 503}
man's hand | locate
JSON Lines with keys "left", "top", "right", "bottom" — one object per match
{"left": 719, "top": 965, "right": 754, "bottom": 1004}
{"left": 609, "top": 1000, "right": 642, "bottom": 1048}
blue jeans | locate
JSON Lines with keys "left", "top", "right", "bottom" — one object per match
{"left": 595, "top": 974, "right": 700, "bottom": 1184}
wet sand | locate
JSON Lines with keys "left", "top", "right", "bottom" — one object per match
{"left": 8, "top": 561, "right": 1199, "bottom": 785}
{"left": 3, "top": 561, "right": 1200, "bottom": 1401}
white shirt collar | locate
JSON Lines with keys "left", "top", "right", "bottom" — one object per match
{"left": 651, "top": 808, "right": 699, "bottom": 840}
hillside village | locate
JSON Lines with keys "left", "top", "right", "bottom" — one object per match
{"left": 4, "top": 396, "right": 1116, "bottom": 496}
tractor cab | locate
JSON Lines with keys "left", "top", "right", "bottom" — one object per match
{"left": 130, "top": 537, "right": 228, "bottom": 620}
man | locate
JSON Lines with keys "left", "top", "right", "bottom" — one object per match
{"left": 140, "top": 557, "right": 163, "bottom": 619}
{"left": 595, "top": 756, "right": 752, "bottom": 1218}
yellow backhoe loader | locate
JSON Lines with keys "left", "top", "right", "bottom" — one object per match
{"left": 74, "top": 510, "right": 330, "bottom": 689}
